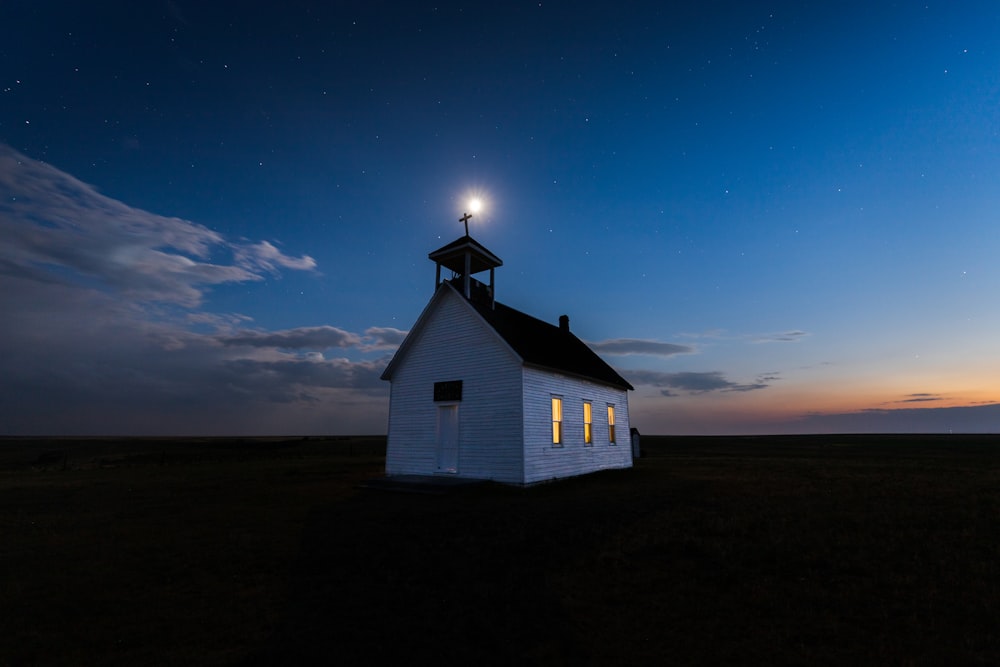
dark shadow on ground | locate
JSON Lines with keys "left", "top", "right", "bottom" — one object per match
{"left": 241, "top": 482, "right": 609, "bottom": 665}
{"left": 240, "top": 435, "right": 1000, "bottom": 666}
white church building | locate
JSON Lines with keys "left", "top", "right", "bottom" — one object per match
{"left": 380, "top": 224, "right": 634, "bottom": 485}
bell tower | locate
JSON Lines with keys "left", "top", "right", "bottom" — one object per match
{"left": 428, "top": 211, "right": 503, "bottom": 306}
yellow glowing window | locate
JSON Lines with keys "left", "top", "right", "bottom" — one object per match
{"left": 583, "top": 401, "right": 593, "bottom": 445}
{"left": 607, "top": 404, "right": 616, "bottom": 444}
{"left": 551, "top": 397, "right": 563, "bottom": 446}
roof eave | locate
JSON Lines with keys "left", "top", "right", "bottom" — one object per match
{"left": 379, "top": 282, "right": 452, "bottom": 381}
{"left": 522, "top": 361, "right": 634, "bottom": 391}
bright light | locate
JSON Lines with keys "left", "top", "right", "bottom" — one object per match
{"left": 468, "top": 198, "right": 483, "bottom": 213}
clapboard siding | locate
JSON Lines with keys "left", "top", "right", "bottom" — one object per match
{"left": 385, "top": 287, "right": 524, "bottom": 483}
{"left": 383, "top": 275, "right": 634, "bottom": 486}
{"left": 522, "top": 366, "right": 632, "bottom": 485}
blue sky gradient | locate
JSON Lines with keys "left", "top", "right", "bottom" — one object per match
{"left": 2, "top": 1, "right": 999, "bottom": 434}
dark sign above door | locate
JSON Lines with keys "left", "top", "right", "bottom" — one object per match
{"left": 433, "top": 380, "right": 463, "bottom": 402}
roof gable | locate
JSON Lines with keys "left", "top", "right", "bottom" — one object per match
{"left": 379, "top": 282, "right": 518, "bottom": 381}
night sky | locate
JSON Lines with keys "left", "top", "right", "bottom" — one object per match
{"left": 3, "top": 1, "right": 999, "bottom": 435}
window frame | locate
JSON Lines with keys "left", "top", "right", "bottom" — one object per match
{"left": 607, "top": 404, "right": 617, "bottom": 444}
{"left": 551, "top": 396, "right": 563, "bottom": 447}
{"left": 582, "top": 400, "right": 593, "bottom": 446}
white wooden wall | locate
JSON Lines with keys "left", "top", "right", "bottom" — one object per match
{"left": 385, "top": 287, "right": 525, "bottom": 484}
{"left": 521, "top": 366, "right": 632, "bottom": 485}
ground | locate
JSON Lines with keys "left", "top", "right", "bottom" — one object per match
{"left": 2, "top": 434, "right": 999, "bottom": 665}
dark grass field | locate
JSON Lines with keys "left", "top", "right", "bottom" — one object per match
{"left": 2, "top": 434, "right": 1000, "bottom": 665}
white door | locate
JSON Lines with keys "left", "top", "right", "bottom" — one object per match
{"left": 436, "top": 405, "right": 459, "bottom": 473}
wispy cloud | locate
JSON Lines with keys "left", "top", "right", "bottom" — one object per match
{"left": 791, "top": 403, "right": 1000, "bottom": 434}
{"left": 0, "top": 146, "right": 392, "bottom": 435}
{"left": 218, "top": 325, "right": 408, "bottom": 353}
{"left": 754, "top": 330, "right": 809, "bottom": 344}
{"left": 0, "top": 145, "right": 315, "bottom": 307}
{"left": 233, "top": 240, "right": 317, "bottom": 274}
{"left": 362, "top": 327, "right": 409, "bottom": 350}
{"left": 627, "top": 369, "right": 774, "bottom": 395}
{"left": 590, "top": 338, "right": 695, "bottom": 357}
{"left": 221, "top": 356, "right": 389, "bottom": 398}
{"left": 221, "top": 326, "right": 363, "bottom": 350}
{"left": 676, "top": 329, "right": 810, "bottom": 345}
{"left": 677, "top": 329, "right": 727, "bottom": 340}
{"left": 884, "top": 393, "right": 946, "bottom": 405}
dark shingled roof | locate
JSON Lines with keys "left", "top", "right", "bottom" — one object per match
{"left": 457, "top": 280, "right": 634, "bottom": 391}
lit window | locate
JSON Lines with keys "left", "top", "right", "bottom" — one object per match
{"left": 551, "top": 397, "right": 563, "bottom": 446}
{"left": 583, "top": 401, "right": 593, "bottom": 445}
{"left": 607, "top": 404, "right": 616, "bottom": 444}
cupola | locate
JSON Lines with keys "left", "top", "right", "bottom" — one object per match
{"left": 428, "top": 212, "right": 502, "bottom": 305}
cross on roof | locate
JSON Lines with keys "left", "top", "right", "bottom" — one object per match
{"left": 459, "top": 212, "right": 472, "bottom": 236}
